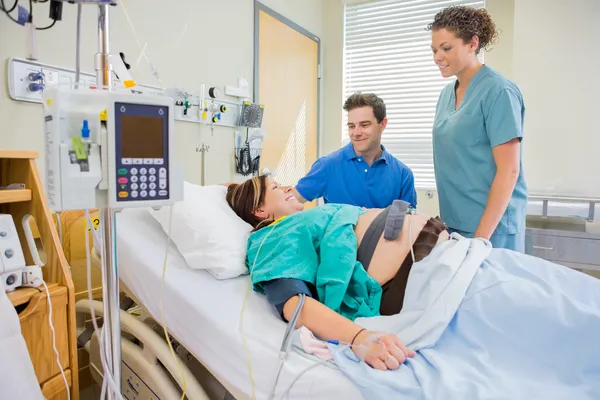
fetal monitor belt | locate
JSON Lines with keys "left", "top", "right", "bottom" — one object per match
{"left": 357, "top": 200, "right": 410, "bottom": 271}
{"left": 384, "top": 200, "right": 410, "bottom": 241}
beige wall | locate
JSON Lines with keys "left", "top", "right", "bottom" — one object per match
{"left": 0, "top": 0, "right": 324, "bottom": 185}
{"left": 485, "top": 0, "right": 515, "bottom": 79}
{"left": 512, "top": 0, "right": 600, "bottom": 198}
{"left": 321, "top": 0, "right": 344, "bottom": 156}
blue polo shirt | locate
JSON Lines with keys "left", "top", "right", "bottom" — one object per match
{"left": 295, "top": 143, "right": 417, "bottom": 208}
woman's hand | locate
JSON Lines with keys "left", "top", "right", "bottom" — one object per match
{"left": 352, "top": 329, "right": 416, "bottom": 370}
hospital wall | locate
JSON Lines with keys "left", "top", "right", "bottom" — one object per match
{"left": 0, "top": 0, "right": 326, "bottom": 185}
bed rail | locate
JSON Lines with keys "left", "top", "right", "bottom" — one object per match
{"left": 75, "top": 299, "right": 210, "bottom": 400}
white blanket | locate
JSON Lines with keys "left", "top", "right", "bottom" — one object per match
{"left": 330, "top": 234, "right": 600, "bottom": 400}
{"left": 354, "top": 233, "right": 491, "bottom": 348}
{"left": 0, "top": 288, "right": 44, "bottom": 399}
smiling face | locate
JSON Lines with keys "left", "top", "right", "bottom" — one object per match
{"left": 431, "top": 28, "right": 479, "bottom": 79}
{"left": 347, "top": 106, "right": 387, "bottom": 155}
{"left": 253, "top": 176, "right": 304, "bottom": 221}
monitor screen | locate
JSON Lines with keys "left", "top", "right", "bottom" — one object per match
{"left": 120, "top": 114, "right": 164, "bottom": 159}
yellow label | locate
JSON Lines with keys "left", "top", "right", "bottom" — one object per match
{"left": 87, "top": 218, "right": 100, "bottom": 232}
{"left": 71, "top": 137, "right": 87, "bottom": 160}
{"left": 99, "top": 110, "right": 107, "bottom": 121}
{"left": 45, "top": 98, "right": 53, "bottom": 106}
{"left": 123, "top": 80, "right": 137, "bottom": 88}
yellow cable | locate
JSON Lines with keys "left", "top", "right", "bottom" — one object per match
{"left": 159, "top": 205, "right": 187, "bottom": 399}
{"left": 239, "top": 281, "right": 256, "bottom": 400}
{"left": 240, "top": 218, "right": 282, "bottom": 400}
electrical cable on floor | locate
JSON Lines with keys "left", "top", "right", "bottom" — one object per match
{"left": 84, "top": 210, "right": 124, "bottom": 400}
{"left": 36, "top": 278, "right": 71, "bottom": 400}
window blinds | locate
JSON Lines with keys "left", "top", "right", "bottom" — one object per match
{"left": 343, "top": 0, "right": 484, "bottom": 189}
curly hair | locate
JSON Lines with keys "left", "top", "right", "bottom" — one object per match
{"left": 426, "top": 6, "right": 499, "bottom": 53}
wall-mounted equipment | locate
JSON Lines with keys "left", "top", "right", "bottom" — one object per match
{"left": 7, "top": 58, "right": 263, "bottom": 132}
{"left": 235, "top": 129, "right": 265, "bottom": 177}
{"left": 239, "top": 102, "right": 265, "bottom": 128}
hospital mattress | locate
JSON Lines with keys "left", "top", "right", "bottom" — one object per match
{"left": 114, "top": 208, "right": 364, "bottom": 400}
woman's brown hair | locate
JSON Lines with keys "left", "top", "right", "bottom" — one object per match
{"left": 226, "top": 174, "right": 272, "bottom": 230}
{"left": 427, "top": 5, "right": 499, "bottom": 54}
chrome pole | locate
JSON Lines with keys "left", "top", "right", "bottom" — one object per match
{"left": 97, "top": 4, "right": 121, "bottom": 399}
{"left": 196, "top": 143, "right": 210, "bottom": 186}
{"left": 96, "top": 5, "right": 113, "bottom": 89}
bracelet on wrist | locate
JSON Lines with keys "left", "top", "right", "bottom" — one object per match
{"left": 351, "top": 328, "right": 366, "bottom": 347}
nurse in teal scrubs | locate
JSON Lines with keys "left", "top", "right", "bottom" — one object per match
{"left": 427, "top": 6, "right": 528, "bottom": 252}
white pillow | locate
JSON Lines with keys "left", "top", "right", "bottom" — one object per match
{"left": 148, "top": 181, "right": 252, "bottom": 279}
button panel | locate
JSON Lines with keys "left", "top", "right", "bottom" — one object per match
{"left": 115, "top": 158, "right": 169, "bottom": 202}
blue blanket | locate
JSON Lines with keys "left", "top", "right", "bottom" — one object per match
{"left": 330, "top": 235, "right": 600, "bottom": 400}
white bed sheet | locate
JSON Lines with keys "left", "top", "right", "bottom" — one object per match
{"left": 115, "top": 208, "right": 364, "bottom": 400}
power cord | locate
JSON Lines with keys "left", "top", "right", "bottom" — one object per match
{"left": 37, "top": 278, "right": 71, "bottom": 400}
{"left": 0, "top": 0, "right": 16, "bottom": 12}
{"left": 84, "top": 210, "right": 124, "bottom": 400}
{"left": 240, "top": 216, "right": 285, "bottom": 400}
{"left": 0, "top": 0, "right": 58, "bottom": 30}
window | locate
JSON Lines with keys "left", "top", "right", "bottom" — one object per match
{"left": 343, "top": 0, "right": 484, "bottom": 189}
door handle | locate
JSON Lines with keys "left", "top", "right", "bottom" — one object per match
{"left": 533, "top": 245, "right": 554, "bottom": 251}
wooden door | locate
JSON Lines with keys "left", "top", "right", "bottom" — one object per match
{"left": 255, "top": 3, "right": 320, "bottom": 206}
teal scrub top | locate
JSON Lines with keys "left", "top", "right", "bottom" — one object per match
{"left": 432, "top": 65, "right": 528, "bottom": 235}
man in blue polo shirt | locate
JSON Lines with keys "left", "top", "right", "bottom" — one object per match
{"left": 286, "top": 92, "right": 417, "bottom": 208}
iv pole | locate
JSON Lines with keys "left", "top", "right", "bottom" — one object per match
{"left": 96, "top": 4, "right": 122, "bottom": 398}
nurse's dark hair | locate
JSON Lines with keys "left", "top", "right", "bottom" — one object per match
{"left": 427, "top": 5, "right": 499, "bottom": 54}
{"left": 226, "top": 174, "right": 273, "bottom": 231}
{"left": 343, "top": 92, "right": 386, "bottom": 123}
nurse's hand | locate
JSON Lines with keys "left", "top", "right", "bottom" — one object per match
{"left": 352, "top": 330, "right": 416, "bottom": 370}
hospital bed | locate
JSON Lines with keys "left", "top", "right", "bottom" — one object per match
{"left": 77, "top": 206, "right": 364, "bottom": 400}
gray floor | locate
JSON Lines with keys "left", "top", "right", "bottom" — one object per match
{"left": 79, "top": 384, "right": 100, "bottom": 400}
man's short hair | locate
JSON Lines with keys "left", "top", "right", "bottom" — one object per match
{"left": 343, "top": 93, "right": 386, "bottom": 123}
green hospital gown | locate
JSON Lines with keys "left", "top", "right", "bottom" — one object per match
{"left": 246, "top": 204, "right": 382, "bottom": 321}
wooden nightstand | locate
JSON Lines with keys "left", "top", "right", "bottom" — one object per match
{"left": 1, "top": 150, "right": 79, "bottom": 400}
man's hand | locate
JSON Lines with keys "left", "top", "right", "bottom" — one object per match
{"left": 352, "top": 330, "right": 416, "bottom": 371}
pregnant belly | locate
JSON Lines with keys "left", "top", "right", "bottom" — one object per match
{"left": 354, "top": 209, "right": 450, "bottom": 285}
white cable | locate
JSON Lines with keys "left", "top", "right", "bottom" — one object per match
{"left": 84, "top": 210, "right": 101, "bottom": 249}
{"left": 100, "top": 376, "right": 108, "bottom": 400}
{"left": 280, "top": 359, "right": 329, "bottom": 400}
{"left": 37, "top": 279, "right": 71, "bottom": 400}
{"left": 408, "top": 210, "right": 416, "bottom": 263}
{"left": 84, "top": 209, "right": 124, "bottom": 400}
